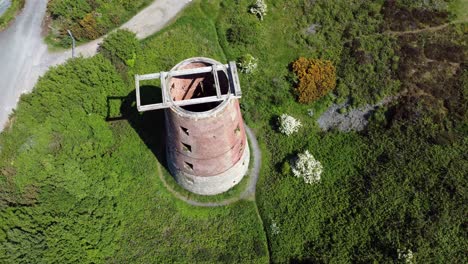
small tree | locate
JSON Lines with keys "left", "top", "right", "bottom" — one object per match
{"left": 291, "top": 150, "right": 323, "bottom": 184}
{"left": 238, "top": 54, "right": 258, "bottom": 74}
{"left": 292, "top": 57, "right": 336, "bottom": 103}
{"left": 250, "top": 0, "right": 267, "bottom": 21}
{"left": 278, "top": 114, "right": 301, "bottom": 136}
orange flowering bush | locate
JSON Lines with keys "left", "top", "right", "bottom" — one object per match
{"left": 292, "top": 57, "right": 337, "bottom": 103}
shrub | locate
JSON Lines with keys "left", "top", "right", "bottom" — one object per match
{"left": 278, "top": 114, "right": 301, "bottom": 136}
{"left": 238, "top": 54, "right": 258, "bottom": 73}
{"left": 227, "top": 17, "right": 259, "bottom": 45}
{"left": 398, "top": 248, "right": 415, "bottom": 264}
{"left": 396, "top": 0, "right": 448, "bottom": 11}
{"left": 281, "top": 161, "right": 291, "bottom": 176}
{"left": 0, "top": 56, "right": 128, "bottom": 263}
{"left": 270, "top": 220, "right": 280, "bottom": 235}
{"left": 48, "top": 0, "right": 92, "bottom": 20}
{"left": 75, "top": 12, "right": 102, "bottom": 40}
{"left": 250, "top": 0, "right": 268, "bottom": 21}
{"left": 46, "top": 0, "right": 152, "bottom": 47}
{"left": 292, "top": 57, "right": 337, "bottom": 104}
{"left": 100, "top": 29, "right": 139, "bottom": 67}
{"left": 290, "top": 150, "right": 323, "bottom": 184}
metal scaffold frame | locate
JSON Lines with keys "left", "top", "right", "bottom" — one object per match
{"left": 135, "top": 61, "right": 242, "bottom": 112}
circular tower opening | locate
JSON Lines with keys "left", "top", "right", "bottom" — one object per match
{"left": 168, "top": 59, "right": 230, "bottom": 112}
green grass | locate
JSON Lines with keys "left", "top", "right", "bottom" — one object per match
{"left": 0, "top": 0, "right": 24, "bottom": 30}
{"left": 449, "top": 0, "right": 468, "bottom": 20}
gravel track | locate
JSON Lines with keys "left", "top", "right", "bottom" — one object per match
{"left": 0, "top": 0, "right": 48, "bottom": 130}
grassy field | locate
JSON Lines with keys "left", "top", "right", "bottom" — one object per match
{"left": 0, "top": 0, "right": 24, "bottom": 30}
{"left": 449, "top": 0, "right": 468, "bottom": 20}
{"left": 0, "top": 0, "right": 466, "bottom": 263}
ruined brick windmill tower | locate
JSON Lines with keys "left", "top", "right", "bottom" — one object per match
{"left": 135, "top": 57, "right": 249, "bottom": 195}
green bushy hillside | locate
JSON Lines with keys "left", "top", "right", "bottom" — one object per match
{"left": 0, "top": 55, "right": 268, "bottom": 263}
{"left": 1, "top": 0, "right": 466, "bottom": 263}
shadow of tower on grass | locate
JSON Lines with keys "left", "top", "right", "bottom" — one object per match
{"left": 106, "top": 85, "right": 170, "bottom": 172}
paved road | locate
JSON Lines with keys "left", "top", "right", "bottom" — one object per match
{"left": 0, "top": 0, "right": 48, "bottom": 129}
{"left": 0, "top": 0, "right": 190, "bottom": 130}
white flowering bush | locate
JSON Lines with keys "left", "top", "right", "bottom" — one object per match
{"left": 398, "top": 248, "right": 415, "bottom": 264}
{"left": 270, "top": 220, "right": 280, "bottom": 235}
{"left": 278, "top": 114, "right": 301, "bottom": 136}
{"left": 238, "top": 54, "right": 258, "bottom": 74}
{"left": 291, "top": 150, "right": 323, "bottom": 184}
{"left": 250, "top": 0, "right": 267, "bottom": 21}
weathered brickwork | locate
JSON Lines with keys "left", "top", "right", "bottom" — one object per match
{"left": 164, "top": 58, "right": 249, "bottom": 195}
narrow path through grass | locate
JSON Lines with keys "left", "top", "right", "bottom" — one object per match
{"left": 386, "top": 19, "right": 468, "bottom": 35}
{"left": 156, "top": 125, "right": 262, "bottom": 207}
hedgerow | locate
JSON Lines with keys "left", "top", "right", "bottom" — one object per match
{"left": 46, "top": 0, "right": 152, "bottom": 47}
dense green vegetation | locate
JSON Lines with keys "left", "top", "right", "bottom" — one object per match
{"left": 0, "top": 55, "right": 267, "bottom": 262}
{"left": 99, "top": 29, "right": 139, "bottom": 68}
{"left": 449, "top": 0, "right": 468, "bottom": 20}
{"left": 0, "top": 0, "right": 24, "bottom": 30}
{"left": 1, "top": 0, "right": 466, "bottom": 263}
{"left": 45, "top": 0, "right": 152, "bottom": 47}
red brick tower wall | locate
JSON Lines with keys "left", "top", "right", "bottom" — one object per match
{"left": 165, "top": 58, "right": 248, "bottom": 179}
{"left": 165, "top": 99, "right": 247, "bottom": 177}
